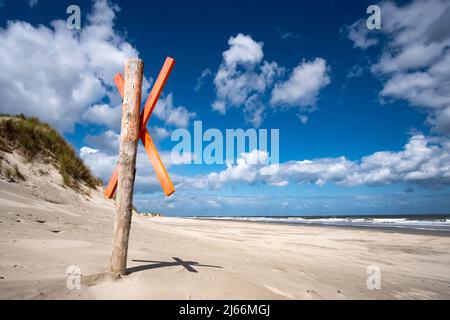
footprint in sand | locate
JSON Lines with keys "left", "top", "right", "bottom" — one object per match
{"left": 337, "top": 289, "right": 346, "bottom": 298}
{"left": 306, "top": 289, "right": 322, "bottom": 298}
{"left": 272, "top": 266, "right": 286, "bottom": 272}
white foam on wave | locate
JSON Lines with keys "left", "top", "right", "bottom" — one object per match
{"left": 189, "top": 216, "right": 450, "bottom": 232}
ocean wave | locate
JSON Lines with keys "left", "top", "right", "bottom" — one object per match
{"left": 187, "top": 216, "right": 450, "bottom": 232}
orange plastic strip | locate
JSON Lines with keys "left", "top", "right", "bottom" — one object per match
{"left": 139, "top": 57, "right": 175, "bottom": 137}
{"left": 114, "top": 73, "right": 124, "bottom": 97}
{"left": 103, "top": 72, "right": 123, "bottom": 198}
{"left": 103, "top": 167, "right": 119, "bottom": 199}
{"left": 104, "top": 58, "right": 176, "bottom": 198}
{"left": 140, "top": 130, "right": 175, "bottom": 196}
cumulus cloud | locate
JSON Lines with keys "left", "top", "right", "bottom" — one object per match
{"left": 346, "top": 0, "right": 450, "bottom": 135}
{"left": 81, "top": 147, "right": 165, "bottom": 194}
{"left": 211, "top": 33, "right": 329, "bottom": 127}
{"left": 154, "top": 94, "right": 196, "bottom": 128}
{"left": 80, "top": 146, "right": 118, "bottom": 183}
{"left": 223, "top": 33, "right": 264, "bottom": 67}
{"left": 212, "top": 34, "right": 282, "bottom": 126}
{"left": 0, "top": 0, "right": 150, "bottom": 133}
{"left": 270, "top": 58, "right": 330, "bottom": 108}
{"left": 179, "top": 134, "right": 450, "bottom": 191}
{"left": 81, "top": 133, "right": 450, "bottom": 200}
{"left": 149, "top": 126, "right": 171, "bottom": 141}
{"left": 84, "top": 130, "right": 120, "bottom": 155}
{"left": 82, "top": 104, "right": 122, "bottom": 131}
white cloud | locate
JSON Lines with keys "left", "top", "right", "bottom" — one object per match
{"left": 80, "top": 144, "right": 158, "bottom": 189}
{"left": 149, "top": 126, "right": 171, "bottom": 141}
{"left": 373, "top": 43, "right": 443, "bottom": 74}
{"left": 211, "top": 33, "right": 330, "bottom": 127}
{"left": 243, "top": 94, "right": 265, "bottom": 128}
{"left": 81, "top": 134, "right": 450, "bottom": 200}
{"left": 212, "top": 34, "right": 282, "bottom": 126}
{"left": 84, "top": 130, "right": 120, "bottom": 155}
{"left": 0, "top": 0, "right": 150, "bottom": 133}
{"left": 270, "top": 58, "right": 330, "bottom": 108}
{"left": 79, "top": 146, "right": 98, "bottom": 158}
{"left": 180, "top": 134, "right": 450, "bottom": 191}
{"left": 428, "top": 107, "right": 450, "bottom": 135}
{"left": 346, "top": 0, "right": 450, "bottom": 135}
{"left": 195, "top": 68, "right": 212, "bottom": 92}
{"left": 212, "top": 33, "right": 280, "bottom": 126}
{"left": 346, "top": 65, "right": 364, "bottom": 79}
{"left": 379, "top": 71, "right": 450, "bottom": 108}
{"left": 222, "top": 33, "right": 264, "bottom": 67}
{"left": 79, "top": 146, "right": 118, "bottom": 182}
{"left": 213, "top": 35, "right": 279, "bottom": 108}
{"left": 154, "top": 94, "right": 196, "bottom": 128}
{"left": 177, "top": 150, "right": 276, "bottom": 190}
{"left": 298, "top": 115, "right": 308, "bottom": 124}
{"left": 212, "top": 101, "right": 226, "bottom": 114}
{"left": 82, "top": 104, "right": 122, "bottom": 131}
{"left": 346, "top": 19, "right": 378, "bottom": 49}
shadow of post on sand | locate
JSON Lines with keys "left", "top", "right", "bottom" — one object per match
{"left": 127, "top": 257, "right": 223, "bottom": 274}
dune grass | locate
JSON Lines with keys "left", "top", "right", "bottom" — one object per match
{"left": 0, "top": 114, "right": 101, "bottom": 190}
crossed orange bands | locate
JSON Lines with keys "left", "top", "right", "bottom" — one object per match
{"left": 103, "top": 57, "right": 176, "bottom": 199}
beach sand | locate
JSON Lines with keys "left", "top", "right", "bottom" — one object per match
{"left": 1, "top": 159, "right": 450, "bottom": 299}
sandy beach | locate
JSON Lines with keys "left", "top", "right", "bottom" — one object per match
{"left": 2, "top": 0, "right": 450, "bottom": 305}
{"left": 1, "top": 161, "right": 450, "bottom": 300}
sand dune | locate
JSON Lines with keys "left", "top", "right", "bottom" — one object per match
{"left": 1, "top": 153, "right": 450, "bottom": 299}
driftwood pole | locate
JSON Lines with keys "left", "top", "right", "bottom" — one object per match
{"left": 111, "top": 57, "right": 144, "bottom": 276}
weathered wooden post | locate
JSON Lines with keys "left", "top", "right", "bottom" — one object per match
{"left": 111, "top": 57, "right": 144, "bottom": 276}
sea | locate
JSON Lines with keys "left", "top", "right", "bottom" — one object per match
{"left": 189, "top": 214, "right": 450, "bottom": 233}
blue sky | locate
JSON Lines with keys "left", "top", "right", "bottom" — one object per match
{"left": 1, "top": 0, "right": 450, "bottom": 216}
